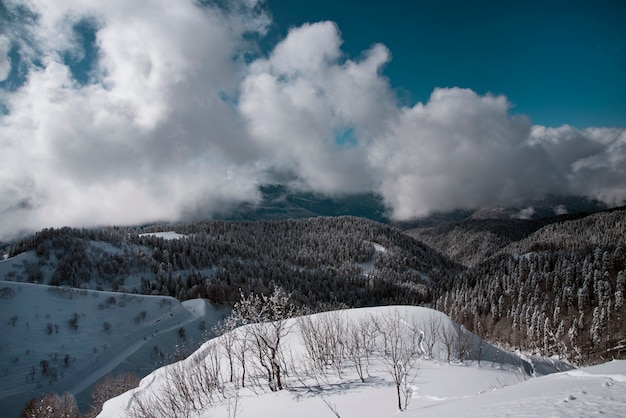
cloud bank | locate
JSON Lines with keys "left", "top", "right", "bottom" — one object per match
{"left": 0, "top": 0, "right": 624, "bottom": 240}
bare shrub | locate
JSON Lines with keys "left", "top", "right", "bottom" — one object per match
{"left": 130, "top": 343, "right": 224, "bottom": 418}
{"left": 422, "top": 313, "right": 441, "bottom": 359}
{"left": 68, "top": 312, "right": 79, "bottom": 331}
{"left": 20, "top": 392, "right": 80, "bottom": 418}
{"left": 231, "top": 288, "right": 297, "bottom": 392}
{"left": 134, "top": 310, "right": 147, "bottom": 324}
{"left": 374, "top": 310, "right": 422, "bottom": 411}
{"left": 440, "top": 322, "right": 457, "bottom": 363}
{"left": 345, "top": 315, "right": 378, "bottom": 382}
{"left": 85, "top": 372, "right": 140, "bottom": 418}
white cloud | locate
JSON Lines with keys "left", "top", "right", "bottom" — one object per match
{"left": 527, "top": 125, "right": 626, "bottom": 207}
{"left": 568, "top": 128, "right": 626, "bottom": 206}
{"left": 367, "top": 91, "right": 626, "bottom": 220}
{"left": 0, "top": 35, "right": 10, "bottom": 81}
{"left": 368, "top": 88, "right": 564, "bottom": 219}
{"left": 0, "top": 0, "right": 268, "bottom": 239}
{"left": 554, "top": 205, "right": 568, "bottom": 215}
{"left": 514, "top": 207, "right": 535, "bottom": 220}
{"left": 239, "top": 21, "right": 395, "bottom": 195}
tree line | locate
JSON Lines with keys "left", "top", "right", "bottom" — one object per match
{"left": 434, "top": 209, "right": 626, "bottom": 365}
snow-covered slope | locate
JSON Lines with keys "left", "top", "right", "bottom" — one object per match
{"left": 0, "top": 281, "right": 227, "bottom": 417}
{"left": 95, "top": 306, "right": 616, "bottom": 418}
{"left": 413, "top": 360, "right": 626, "bottom": 417}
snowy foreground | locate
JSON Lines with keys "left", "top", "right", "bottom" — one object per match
{"left": 98, "top": 306, "right": 626, "bottom": 417}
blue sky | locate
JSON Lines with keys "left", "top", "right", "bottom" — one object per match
{"left": 266, "top": 0, "right": 626, "bottom": 128}
{"left": 0, "top": 0, "right": 625, "bottom": 238}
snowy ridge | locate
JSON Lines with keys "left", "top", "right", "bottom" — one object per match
{"left": 94, "top": 306, "right": 620, "bottom": 418}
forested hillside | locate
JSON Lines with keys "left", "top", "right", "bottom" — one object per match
{"left": 3, "top": 217, "right": 459, "bottom": 308}
{"left": 405, "top": 195, "right": 609, "bottom": 267}
{"left": 431, "top": 208, "right": 626, "bottom": 364}
{"left": 406, "top": 213, "right": 598, "bottom": 267}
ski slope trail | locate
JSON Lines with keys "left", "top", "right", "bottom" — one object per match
{"left": 66, "top": 301, "right": 201, "bottom": 396}
{"left": 0, "top": 281, "right": 225, "bottom": 417}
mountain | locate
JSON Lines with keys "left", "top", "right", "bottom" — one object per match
{"left": 405, "top": 197, "right": 611, "bottom": 267}
{"left": 212, "top": 184, "right": 390, "bottom": 223}
{"left": 429, "top": 208, "right": 626, "bottom": 365}
{"left": 406, "top": 213, "right": 593, "bottom": 267}
{"left": 1, "top": 217, "right": 461, "bottom": 415}
{"left": 201, "top": 186, "right": 609, "bottom": 229}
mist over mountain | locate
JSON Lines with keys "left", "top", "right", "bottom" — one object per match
{"left": 204, "top": 187, "right": 608, "bottom": 228}
{"left": 209, "top": 184, "right": 389, "bottom": 223}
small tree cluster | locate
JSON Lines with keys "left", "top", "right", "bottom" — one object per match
{"left": 85, "top": 372, "right": 140, "bottom": 418}
{"left": 68, "top": 313, "right": 79, "bottom": 331}
{"left": 20, "top": 392, "right": 80, "bottom": 418}
{"left": 298, "top": 309, "right": 423, "bottom": 411}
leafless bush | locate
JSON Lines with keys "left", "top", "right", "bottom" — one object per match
{"left": 322, "top": 397, "right": 342, "bottom": 418}
{"left": 225, "top": 387, "right": 242, "bottom": 418}
{"left": 20, "top": 391, "right": 80, "bottom": 418}
{"left": 440, "top": 322, "right": 457, "bottom": 363}
{"left": 214, "top": 316, "right": 238, "bottom": 384}
{"left": 374, "top": 310, "right": 422, "bottom": 411}
{"left": 85, "top": 372, "right": 140, "bottom": 418}
{"left": 345, "top": 316, "right": 378, "bottom": 382}
{"left": 130, "top": 343, "right": 225, "bottom": 418}
{"left": 298, "top": 315, "right": 330, "bottom": 376}
{"left": 454, "top": 323, "right": 474, "bottom": 363}
{"left": 422, "top": 313, "right": 441, "bottom": 359}
{"left": 232, "top": 288, "right": 297, "bottom": 391}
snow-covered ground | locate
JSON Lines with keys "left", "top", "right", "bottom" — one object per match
{"left": 359, "top": 241, "right": 388, "bottom": 276}
{"left": 413, "top": 360, "right": 626, "bottom": 417}
{"left": 0, "top": 281, "right": 227, "bottom": 417}
{"left": 0, "top": 250, "right": 44, "bottom": 282}
{"left": 96, "top": 306, "right": 624, "bottom": 418}
{"left": 138, "top": 231, "right": 187, "bottom": 240}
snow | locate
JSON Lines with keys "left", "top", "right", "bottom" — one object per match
{"left": 4, "top": 284, "right": 622, "bottom": 418}
{"left": 101, "top": 359, "right": 626, "bottom": 418}
{"left": 181, "top": 298, "right": 211, "bottom": 320}
{"left": 0, "top": 250, "right": 44, "bottom": 282}
{"left": 414, "top": 360, "right": 626, "bottom": 417}
{"left": 0, "top": 281, "right": 226, "bottom": 417}
{"left": 95, "top": 306, "right": 625, "bottom": 418}
{"left": 372, "top": 242, "right": 387, "bottom": 253}
{"left": 138, "top": 231, "right": 187, "bottom": 240}
{"left": 360, "top": 241, "right": 388, "bottom": 276}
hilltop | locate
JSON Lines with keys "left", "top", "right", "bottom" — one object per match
{"left": 97, "top": 305, "right": 626, "bottom": 418}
